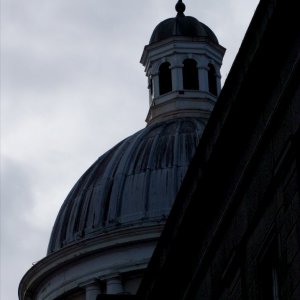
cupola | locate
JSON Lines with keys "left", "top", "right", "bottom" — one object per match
{"left": 141, "top": 0, "right": 226, "bottom": 125}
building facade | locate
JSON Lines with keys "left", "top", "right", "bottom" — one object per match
{"left": 138, "top": 0, "right": 300, "bottom": 299}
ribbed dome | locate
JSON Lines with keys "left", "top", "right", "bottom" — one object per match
{"left": 150, "top": 14, "right": 218, "bottom": 44}
{"left": 48, "top": 118, "right": 205, "bottom": 254}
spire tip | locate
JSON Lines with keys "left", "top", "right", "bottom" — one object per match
{"left": 175, "top": 0, "right": 186, "bottom": 15}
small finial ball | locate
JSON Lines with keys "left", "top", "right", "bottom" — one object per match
{"left": 175, "top": 0, "right": 186, "bottom": 14}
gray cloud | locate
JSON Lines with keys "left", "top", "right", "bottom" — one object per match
{"left": 1, "top": 157, "right": 49, "bottom": 296}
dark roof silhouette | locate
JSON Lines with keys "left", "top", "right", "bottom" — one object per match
{"left": 150, "top": 14, "right": 218, "bottom": 44}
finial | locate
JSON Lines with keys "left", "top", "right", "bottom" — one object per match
{"left": 175, "top": 0, "right": 186, "bottom": 15}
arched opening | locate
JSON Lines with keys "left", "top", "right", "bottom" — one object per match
{"left": 159, "top": 62, "right": 172, "bottom": 95}
{"left": 208, "top": 63, "right": 217, "bottom": 96}
{"left": 183, "top": 59, "right": 199, "bottom": 90}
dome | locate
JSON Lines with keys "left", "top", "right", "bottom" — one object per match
{"left": 149, "top": 14, "right": 219, "bottom": 45}
{"left": 19, "top": 2, "right": 225, "bottom": 298}
{"left": 48, "top": 117, "right": 205, "bottom": 254}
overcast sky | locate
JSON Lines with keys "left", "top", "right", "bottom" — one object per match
{"left": 1, "top": 0, "right": 259, "bottom": 299}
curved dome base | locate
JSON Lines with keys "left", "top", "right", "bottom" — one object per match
{"left": 19, "top": 223, "right": 164, "bottom": 299}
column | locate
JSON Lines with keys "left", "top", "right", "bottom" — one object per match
{"left": 216, "top": 70, "right": 222, "bottom": 96}
{"left": 171, "top": 65, "right": 183, "bottom": 91}
{"left": 106, "top": 276, "right": 124, "bottom": 294}
{"left": 85, "top": 283, "right": 101, "bottom": 300}
{"left": 148, "top": 76, "right": 153, "bottom": 105}
{"left": 152, "top": 73, "right": 160, "bottom": 99}
{"left": 198, "top": 65, "right": 209, "bottom": 93}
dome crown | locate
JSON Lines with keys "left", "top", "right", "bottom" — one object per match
{"left": 149, "top": 1, "right": 218, "bottom": 44}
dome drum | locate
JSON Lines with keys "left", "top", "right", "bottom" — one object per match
{"left": 19, "top": 224, "right": 164, "bottom": 300}
{"left": 141, "top": 37, "right": 225, "bottom": 124}
{"left": 141, "top": 37, "right": 225, "bottom": 76}
{"left": 145, "top": 93, "right": 217, "bottom": 124}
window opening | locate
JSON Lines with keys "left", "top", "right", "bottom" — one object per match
{"left": 183, "top": 59, "right": 199, "bottom": 90}
{"left": 159, "top": 62, "right": 172, "bottom": 95}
